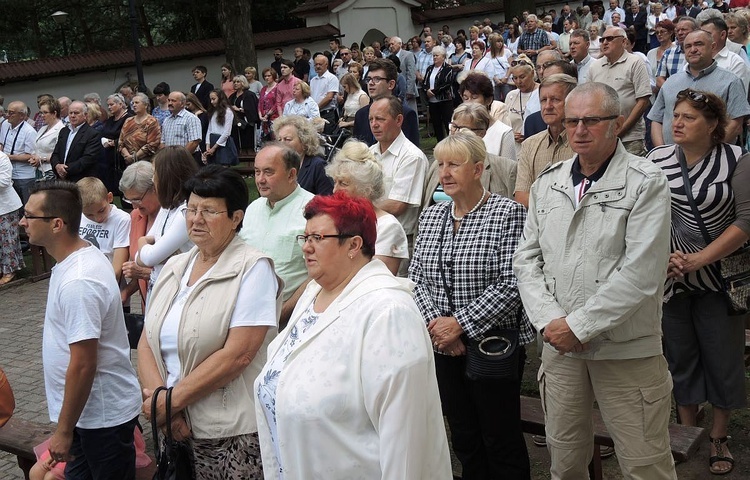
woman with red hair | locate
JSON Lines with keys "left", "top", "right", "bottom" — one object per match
{"left": 255, "top": 192, "right": 452, "bottom": 479}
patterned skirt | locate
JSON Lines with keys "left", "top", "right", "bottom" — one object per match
{"left": 0, "top": 210, "right": 24, "bottom": 276}
{"left": 190, "top": 432, "right": 263, "bottom": 479}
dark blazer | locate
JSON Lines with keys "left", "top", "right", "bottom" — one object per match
{"left": 50, "top": 122, "right": 103, "bottom": 183}
{"left": 353, "top": 101, "right": 420, "bottom": 148}
{"left": 523, "top": 111, "right": 547, "bottom": 139}
{"left": 422, "top": 64, "right": 454, "bottom": 102}
{"left": 191, "top": 81, "right": 215, "bottom": 111}
{"left": 625, "top": 11, "right": 648, "bottom": 41}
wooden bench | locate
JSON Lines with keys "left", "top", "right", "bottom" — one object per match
{"left": 519, "top": 395, "right": 707, "bottom": 480}
{"left": 234, "top": 151, "right": 256, "bottom": 178}
{"left": 0, "top": 417, "right": 155, "bottom": 480}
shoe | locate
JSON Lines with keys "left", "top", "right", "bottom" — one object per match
{"left": 709, "top": 436, "right": 734, "bottom": 475}
{"left": 600, "top": 445, "right": 615, "bottom": 459}
{"left": 532, "top": 435, "right": 547, "bottom": 447}
{"left": 0, "top": 273, "right": 15, "bottom": 286}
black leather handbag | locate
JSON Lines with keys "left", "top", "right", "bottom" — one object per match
{"left": 151, "top": 386, "right": 195, "bottom": 480}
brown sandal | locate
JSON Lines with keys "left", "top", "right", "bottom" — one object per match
{"left": 0, "top": 274, "right": 15, "bottom": 286}
{"left": 709, "top": 436, "right": 735, "bottom": 475}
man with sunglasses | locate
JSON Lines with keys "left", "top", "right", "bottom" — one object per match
{"left": 514, "top": 82, "right": 677, "bottom": 480}
{"left": 20, "top": 180, "right": 142, "bottom": 480}
{"left": 649, "top": 29, "right": 750, "bottom": 146}
{"left": 352, "top": 58, "right": 420, "bottom": 147}
{"left": 588, "top": 26, "right": 651, "bottom": 156}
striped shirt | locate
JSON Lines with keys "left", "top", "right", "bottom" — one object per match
{"left": 515, "top": 129, "right": 574, "bottom": 193}
{"left": 161, "top": 108, "right": 202, "bottom": 147}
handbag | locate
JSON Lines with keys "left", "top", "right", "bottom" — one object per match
{"left": 436, "top": 206, "right": 522, "bottom": 381}
{"left": 151, "top": 386, "right": 194, "bottom": 480}
{"left": 676, "top": 147, "right": 750, "bottom": 315}
{"left": 0, "top": 367, "right": 14, "bottom": 428}
{"left": 208, "top": 133, "right": 239, "bottom": 166}
{"left": 235, "top": 116, "right": 249, "bottom": 130}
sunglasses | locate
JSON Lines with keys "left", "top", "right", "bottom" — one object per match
{"left": 600, "top": 35, "right": 626, "bottom": 43}
{"left": 562, "top": 115, "right": 619, "bottom": 128}
{"left": 677, "top": 89, "right": 709, "bottom": 104}
{"left": 511, "top": 60, "right": 532, "bottom": 67}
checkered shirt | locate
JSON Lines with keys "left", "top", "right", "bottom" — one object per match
{"left": 518, "top": 29, "right": 550, "bottom": 52}
{"left": 409, "top": 194, "right": 535, "bottom": 344}
{"left": 656, "top": 45, "right": 684, "bottom": 79}
{"left": 161, "top": 108, "right": 202, "bottom": 146}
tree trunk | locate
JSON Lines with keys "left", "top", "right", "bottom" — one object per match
{"left": 217, "top": 0, "right": 256, "bottom": 72}
{"left": 505, "top": 0, "right": 534, "bottom": 23}
{"left": 138, "top": 1, "right": 154, "bottom": 47}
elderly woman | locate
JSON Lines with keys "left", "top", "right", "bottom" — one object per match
{"left": 362, "top": 46, "right": 376, "bottom": 78}
{"left": 647, "top": 2, "right": 668, "bottom": 49}
{"left": 254, "top": 192, "right": 451, "bottom": 479}
{"left": 101, "top": 93, "right": 132, "bottom": 194}
{"left": 120, "top": 161, "right": 160, "bottom": 311}
{"left": 244, "top": 67, "right": 264, "bottom": 96}
{"left": 136, "top": 147, "right": 197, "bottom": 293}
{"left": 647, "top": 89, "right": 750, "bottom": 476}
{"left": 273, "top": 115, "right": 333, "bottom": 195}
{"left": 229, "top": 75, "right": 260, "bottom": 154}
{"left": 338, "top": 73, "right": 369, "bottom": 129}
{"left": 325, "top": 140, "right": 408, "bottom": 274}
{"left": 259, "top": 68, "right": 280, "bottom": 142}
{"left": 139, "top": 165, "right": 281, "bottom": 478}
{"left": 410, "top": 132, "right": 533, "bottom": 479}
{"left": 118, "top": 92, "right": 161, "bottom": 165}
{"left": 203, "top": 90, "right": 235, "bottom": 165}
{"left": 31, "top": 98, "right": 64, "bottom": 180}
{"left": 0, "top": 151, "right": 23, "bottom": 285}
{"left": 423, "top": 104, "right": 517, "bottom": 210}
{"left": 504, "top": 60, "right": 538, "bottom": 154}
{"left": 589, "top": 24, "right": 602, "bottom": 58}
{"left": 86, "top": 102, "right": 104, "bottom": 131}
{"left": 458, "top": 71, "right": 516, "bottom": 160}
{"left": 647, "top": 20, "right": 674, "bottom": 87}
{"left": 467, "top": 40, "right": 491, "bottom": 74}
{"left": 423, "top": 45, "right": 455, "bottom": 141}
{"left": 282, "top": 81, "right": 320, "bottom": 121}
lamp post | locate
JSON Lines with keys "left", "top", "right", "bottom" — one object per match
{"left": 51, "top": 11, "right": 69, "bottom": 56}
{"left": 127, "top": 0, "right": 146, "bottom": 92}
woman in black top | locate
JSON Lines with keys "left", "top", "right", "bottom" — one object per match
{"left": 228, "top": 75, "right": 259, "bottom": 155}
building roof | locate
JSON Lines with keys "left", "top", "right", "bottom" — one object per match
{"left": 0, "top": 24, "right": 340, "bottom": 85}
{"left": 412, "top": 3, "right": 505, "bottom": 25}
{"left": 291, "top": 0, "right": 349, "bottom": 16}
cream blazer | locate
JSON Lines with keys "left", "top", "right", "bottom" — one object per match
{"left": 254, "top": 260, "right": 452, "bottom": 480}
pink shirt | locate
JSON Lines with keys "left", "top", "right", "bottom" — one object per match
{"left": 275, "top": 75, "right": 301, "bottom": 115}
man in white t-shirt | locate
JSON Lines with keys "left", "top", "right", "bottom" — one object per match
{"left": 77, "top": 177, "right": 131, "bottom": 282}
{"left": 20, "top": 181, "right": 141, "bottom": 479}
{"left": 369, "top": 96, "right": 427, "bottom": 276}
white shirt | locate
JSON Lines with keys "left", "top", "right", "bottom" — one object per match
{"left": 206, "top": 108, "right": 234, "bottom": 147}
{"left": 161, "top": 256, "right": 278, "bottom": 387}
{"left": 0, "top": 120, "right": 37, "bottom": 179}
{"left": 35, "top": 121, "right": 64, "bottom": 174}
{"left": 64, "top": 123, "right": 84, "bottom": 165}
{"left": 370, "top": 131, "right": 428, "bottom": 235}
{"left": 43, "top": 245, "right": 141, "bottom": 428}
{"left": 310, "top": 70, "right": 339, "bottom": 110}
{"left": 78, "top": 205, "right": 131, "bottom": 262}
{"left": 138, "top": 203, "right": 194, "bottom": 288}
{"left": 715, "top": 45, "right": 750, "bottom": 92}
{"left": 375, "top": 213, "right": 409, "bottom": 260}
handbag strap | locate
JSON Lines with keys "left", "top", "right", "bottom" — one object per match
{"left": 437, "top": 205, "right": 455, "bottom": 314}
{"left": 676, "top": 146, "right": 713, "bottom": 246}
{"left": 150, "top": 386, "right": 167, "bottom": 453}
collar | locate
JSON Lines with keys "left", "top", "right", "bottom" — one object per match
{"left": 171, "top": 108, "right": 187, "bottom": 118}
{"left": 571, "top": 148, "right": 616, "bottom": 186}
{"left": 67, "top": 122, "right": 84, "bottom": 134}
{"left": 7, "top": 121, "right": 24, "bottom": 132}
{"left": 685, "top": 60, "right": 718, "bottom": 78}
{"left": 376, "top": 131, "right": 407, "bottom": 157}
{"left": 716, "top": 45, "right": 731, "bottom": 59}
{"left": 602, "top": 51, "right": 629, "bottom": 66}
{"left": 265, "top": 184, "right": 303, "bottom": 210}
{"left": 576, "top": 54, "right": 592, "bottom": 66}
{"left": 546, "top": 128, "right": 568, "bottom": 146}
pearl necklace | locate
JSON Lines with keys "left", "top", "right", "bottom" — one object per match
{"left": 451, "top": 188, "right": 487, "bottom": 221}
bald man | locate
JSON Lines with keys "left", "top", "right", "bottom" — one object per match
{"left": 0, "top": 101, "right": 38, "bottom": 202}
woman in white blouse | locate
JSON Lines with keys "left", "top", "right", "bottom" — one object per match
{"left": 31, "top": 98, "right": 64, "bottom": 180}
{"left": 136, "top": 147, "right": 197, "bottom": 294}
{"left": 282, "top": 81, "right": 320, "bottom": 121}
{"left": 203, "top": 89, "right": 235, "bottom": 165}
{"left": 467, "top": 40, "right": 492, "bottom": 75}
{"left": 254, "top": 192, "right": 451, "bottom": 480}
{"left": 337, "top": 73, "right": 369, "bottom": 129}
{"left": 325, "top": 139, "right": 408, "bottom": 274}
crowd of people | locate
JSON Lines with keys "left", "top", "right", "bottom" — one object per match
{"left": 2, "top": 1, "right": 750, "bottom": 479}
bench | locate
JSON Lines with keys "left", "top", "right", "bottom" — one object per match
{"left": 0, "top": 417, "right": 155, "bottom": 480}
{"left": 519, "top": 395, "right": 708, "bottom": 480}
{"left": 234, "top": 151, "right": 256, "bottom": 178}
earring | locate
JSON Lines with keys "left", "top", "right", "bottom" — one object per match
{"left": 348, "top": 253, "right": 354, "bottom": 259}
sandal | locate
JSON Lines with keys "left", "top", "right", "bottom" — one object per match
{"left": 0, "top": 273, "right": 15, "bottom": 286}
{"left": 709, "top": 436, "right": 735, "bottom": 475}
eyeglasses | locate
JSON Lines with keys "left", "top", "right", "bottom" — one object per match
{"left": 296, "top": 233, "right": 354, "bottom": 247}
{"left": 562, "top": 115, "right": 619, "bottom": 128}
{"left": 22, "top": 212, "right": 57, "bottom": 221}
{"left": 677, "top": 88, "right": 709, "bottom": 104}
{"left": 511, "top": 60, "right": 532, "bottom": 67}
{"left": 600, "top": 35, "right": 625, "bottom": 43}
{"left": 449, "top": 122, "right": 485, "bottom": 133}
{"left": 6, "top": 111, "right": 22, "bottom": 116}
{"left": 122, "top": 187, "right": 152, "bottom": 206}
{"left": 365, "top": 76, "right": 387, "bottom": 84}
{"left": 535, "top": 60, "right": 556, "bottom": 71}
{"left": 183, "top": 208, "right": 228, "bottom": 220}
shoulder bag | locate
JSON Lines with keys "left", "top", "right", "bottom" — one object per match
{"left": 437, "top": 206, "right": 522, "bottom": 381}
{"left": 151, "top": 386, "right": 195, "bottom": 480}
{"left": 676, "top": 147, "right": 750, "bottom": 315}
{"left": 208, "top": 133, "right": 239, "bottom": 166}
{"left": 0, "top": 367, "right": 14, "bottom": 428}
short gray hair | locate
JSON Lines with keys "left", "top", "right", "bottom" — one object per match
{"left": 70, "top": 100, "right": 88, "bottom": 114}
{"left": 452, "top": 103, "right": 492, "bottom": 131}
{"left": 272, "top": 115, "right": 320, "bottom": 157}
{"left": 83, "top": 92, "right": 101, "bottom": 103}
{"left": 326, "top": 140, "right": 385, "bottom": 202}
{"left": 566, "top": 82, "right": 621, "bottom": 116}
{"left": 133, "top": 92, "right": 151, "bottom": 112}
{"left": 119, "top": 160, "right": 154, "bottom": 193}
{"left": 431, "top": 45, "right": 447, "bottom": 58}
{"left": 107, "top": 93, "right": 127, "bottom": 106}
